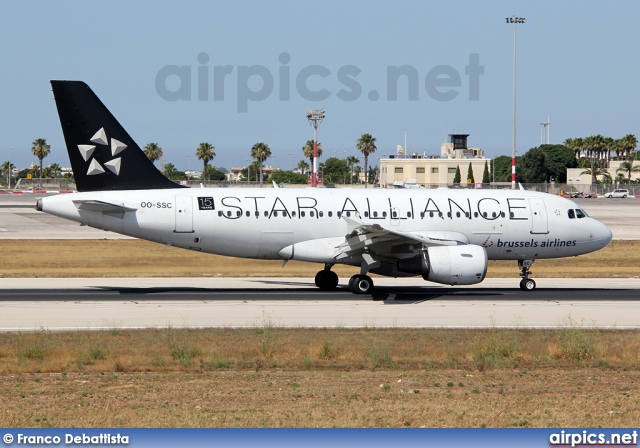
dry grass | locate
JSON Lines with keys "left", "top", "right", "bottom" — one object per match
{"left": 1, "top": 240, "right": 638, "bottom": 427}
{"left": 0, "top": 239, "right": 638, "bottom": 278}
{"left": 0, "top": 327, "right": 639, "bottom": 427}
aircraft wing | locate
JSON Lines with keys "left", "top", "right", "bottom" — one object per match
{"left": 335, "top": 216, "right": 468, "bottom": 261}
{"left": 72, "top": 200, "right": 137, "bottom": 219}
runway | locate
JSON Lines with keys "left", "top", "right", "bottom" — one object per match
{"left": 1, "top": 278, "right": 639, "bottom": 331}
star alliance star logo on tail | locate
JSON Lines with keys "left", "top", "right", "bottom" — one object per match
{"left": 77, "top": 127, "right": 127, "bottom": 176}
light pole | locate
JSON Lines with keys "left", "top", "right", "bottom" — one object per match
{"left": 506, "top": 15, "right": 525, "bottom": 189}
{"left": 246, "top": 159, "right": 251, "bottom": 184}
{"left": 8, "top": 147, "right": 13, "bottom": 189}
{"left": 187, "top": 155, "right": 190, "bottom": 181}
{"left": 288, "top": 153, "right": 292, "bottom": 171}
{"left": 306, "top": 109, "right": 325, "bottom": 187}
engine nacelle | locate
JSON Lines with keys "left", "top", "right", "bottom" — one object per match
{"left": 397, "top": 244, "right": 488, "bottom": 285}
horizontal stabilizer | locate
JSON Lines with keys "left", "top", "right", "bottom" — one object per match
{"left": 73, "top": 200, "right": 137, "bottom": 219}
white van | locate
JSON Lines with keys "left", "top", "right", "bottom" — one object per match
{"left": 604, "top": 189, "right": 630, "bottom": 198}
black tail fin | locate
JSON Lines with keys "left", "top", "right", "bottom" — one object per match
{"left": 51, "top": 80, "right": 183, "bottom": 192}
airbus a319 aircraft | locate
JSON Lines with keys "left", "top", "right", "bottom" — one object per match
{"left": 38, "top": 81, "right": 613, "bottom": 293}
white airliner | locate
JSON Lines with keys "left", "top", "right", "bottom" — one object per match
{"left": 38, "top": 81, "right": 613, "bottom": 293}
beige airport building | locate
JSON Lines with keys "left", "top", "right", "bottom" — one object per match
{"left": 379, "top": 134, "right": 490, "bottom": 187}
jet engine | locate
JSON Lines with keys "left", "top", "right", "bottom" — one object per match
{"left": 396, "top": 244, "right": 488, "bottom": 285}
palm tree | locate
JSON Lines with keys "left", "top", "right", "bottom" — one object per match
{"left": 613, "top": 138, "right": 624, "bottom": 160}
{"left": 573, "top": 137, "right": 585, "bottom": 160}
{"left": 580, "top": 165, "right": 609, "bottom": 186}
{"left": 588, "top": 134, "right": 606, "bottom": 165}
{"left": 353, "top": 165, "right": 362, "bottom": 183}
{"left": 356, "top": 133, "right": 377, "bottom": 188}
{"left": 163, "top": 162, "right": 178, "bottom": 179}
{"left": 346, "top": 155, "right": 359, "bottom": 184}
{"left": 564, "top": 138, "right": 575, "bottom": 159}
{"left": 604, "top": 137, "right": 614, "bottom": 163}
{"left": 302, "top": 140, "right": 322, "bottom": 177}
{"left": 49, "top": 163, "right": 61, "bottom": 179}
{"left": 196, "top": 142, "right": 216, "bottom": 182}
{"left": 251, "top": 142, "right": 271, "bottom": 186}
{"left": 143, "top": 142, "right": 163, "bottom": 165}
{"left": 621, "top": 134, "right": 638, "bottom": 160}
{"left": 296, "top": 160, "right": 310, "bottom": 175}
{"left": 616, "top": 160, "right": 640, "bottom": 182}
{"left": 31, "top": 138, "right": 51, "bottom": 187}
{"left": 2, "top": 161, "right": 15, "bottom": 188}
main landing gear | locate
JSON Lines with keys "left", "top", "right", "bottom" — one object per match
{"left": 314, "top": 265, "right": 375, "bottom": 294}
{"left": 518, "top": 259, "right": 536, "bottom": 291}
{"left": 348, "top": 274, "right": 374, "bottom": 294}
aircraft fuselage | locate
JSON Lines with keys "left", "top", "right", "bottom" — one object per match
{"left": 39, "top": 187, "right": 612, "bottom": 265}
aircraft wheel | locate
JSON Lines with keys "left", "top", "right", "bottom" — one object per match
{"left": 349, "top": 274, "right": 374, "bottom": 294}
{"left": 519, "top": 279, "right": 536, "bottom": 291}
{"left": 315, "top": 270, "right": 338, "bottom": 291}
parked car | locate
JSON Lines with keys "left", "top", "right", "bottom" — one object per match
{"left": 604, "top": 189, "right": 629, "bottom": 198}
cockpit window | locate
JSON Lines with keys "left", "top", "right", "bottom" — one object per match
{"left": 576, "top": 209, "right": 587, "bottom": 219}
{"left": 567, "top": 209, "right": 575, "bottom": 219}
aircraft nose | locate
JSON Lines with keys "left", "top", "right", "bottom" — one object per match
{"left": 595, "top": 220, "right": 613, "bottom": 247}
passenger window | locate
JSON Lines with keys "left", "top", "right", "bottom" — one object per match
{"left": 568, "top": 209, "right": 575, "bottom": 219}
{"left": 245, "top": 211, "right": 250, "bottom": 217}
{"left": 237, "top": 211, "right": 241, "bottom": 217}
{"left": 292, "top": 211, "right": 296, "bottom": 217}
{"left": 373, "top": 211, "right": 378, "bottom": 217}
{"left": 301, "top": 211, "right": 305, "bottom": 217}
{"left": 576, "top": 209, "right": 586, "bottom": 219}
{"left": 337, "top": 212, "right": 342, "bottom": 218}
{"left": 456, "top": 212, "right": 460, "bottom": 218}
{"left": 273, "top": 211, "right": 278, "bottom": 217}
{"left": 429, "top": 212, "right": 434, "bottom": 218}
{"left": 310, "top": 211, "right": 315, "bottom": 217}
{"left": 328, "top": 211, "right": 333, "bottom": 217}
{"left": 218, "top": 211, "right": 222, "bottom": 217}
{"left": 364, "top": 211, "right": 369, "bottom": 217}
{"left": 392, "top": 211, "right": 397, "bottom": 218}
{"left": 407, "top": 211, "right": 412, "bottom": 218}
{"left": 255, "top": 211, "right": 259, "bottom": 217}
{"left": 346, "top": 211, "right": 351, "bottom": 217}
{"left": 264, "top": 211, "right": 268, "bottom": 217}
{"left": 382, "top": 211, "right": 387, "bottom": 218}
{"left": 447, "top": 212, "right": 451, "bottom": 218}
{"left": 319, "top": 211, "right": 323, "bottom": 217}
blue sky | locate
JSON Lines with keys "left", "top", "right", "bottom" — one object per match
{"left": 1, "top": 1, "right": 639, "bottom": 171}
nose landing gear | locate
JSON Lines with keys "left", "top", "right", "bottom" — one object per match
{"left": 518, "top": 259, "right": 536, "bottom": 291}
{"left": 314, "top": 264, "right": 339, "bottom": 291}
